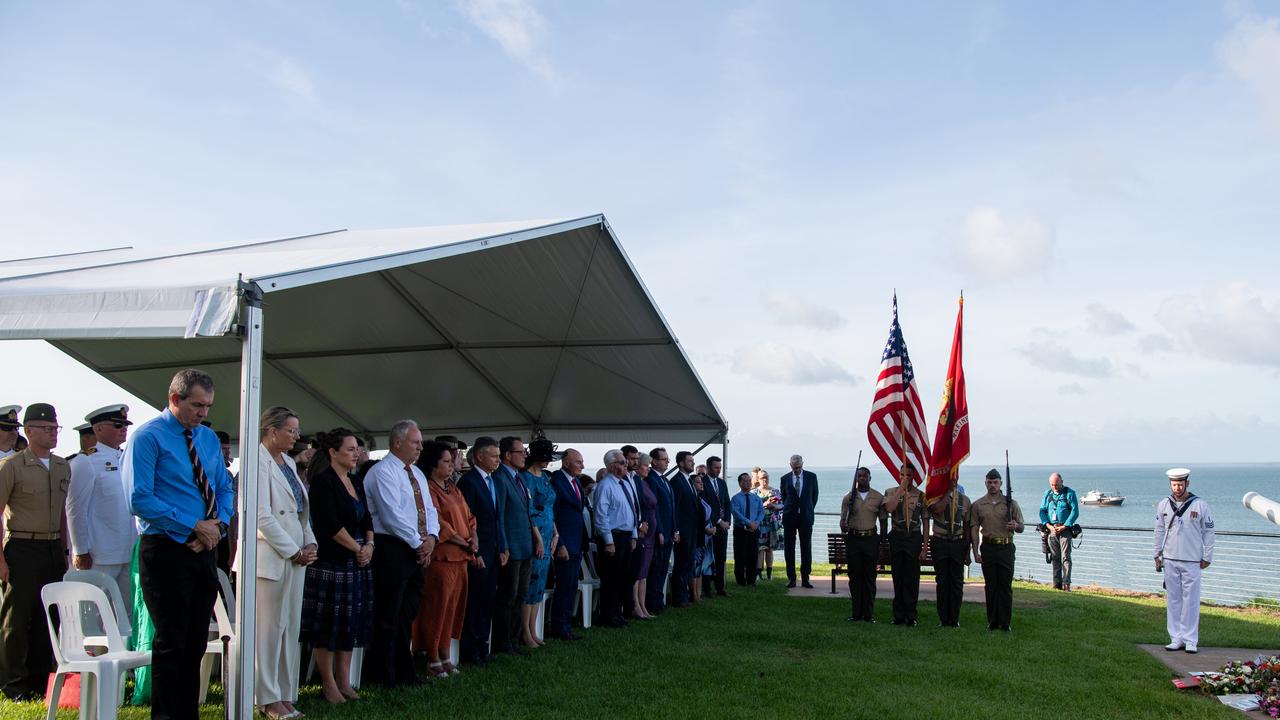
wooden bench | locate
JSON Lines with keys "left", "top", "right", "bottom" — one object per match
{"left": 827, "top": 532, "right": 939, "bottom": 594}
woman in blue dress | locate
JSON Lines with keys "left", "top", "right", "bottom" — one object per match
{"left": 691, "top": 473, "right": 716, "bottom": 604}
{"left": 520, "top": 438, "right": 560, "bottom": 647}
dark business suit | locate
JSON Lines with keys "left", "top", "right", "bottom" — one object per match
{"left": 549, "top": 469, "right": 585, "bottom": 637}
{"left": 644, "top": 468, "right": 675, "bottom": 613}
{"left": 492, "top": 464, "right": 534, "bottom": 652}
{"left": 458, "top": 468, "right": 506, "bottom": 662}
{"left": 782, "top": 469, "right": 819, "bottom": 584}
{"left": 669, "top": 471, "right": 702, "bottom": 604}
{"left": 704, "top": 474, "right": 732, "bottom": 594}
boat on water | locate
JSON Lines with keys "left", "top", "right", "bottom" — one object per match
{"left": 1081, "top": 489, "right": 1125, "bottom": 506}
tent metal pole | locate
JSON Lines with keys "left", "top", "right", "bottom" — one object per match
{"left": 232, "top": 294, "right": 264, "bottom": 720}
{"left": 721, "top": 428, "right": 728, "bottom": 480}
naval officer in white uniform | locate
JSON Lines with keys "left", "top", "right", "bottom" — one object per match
{"left": 66, "top": 404, "right": 137, "bottom": 604}
{"left": 1153, "top": 467, "right": 1214, "bottom": 654}
{"left": 0, "top": 406, "right": 21, "bottom": 460}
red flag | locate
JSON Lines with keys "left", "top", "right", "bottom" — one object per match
{"left": 926, "top": 294, "right": 969, "bottom": 503}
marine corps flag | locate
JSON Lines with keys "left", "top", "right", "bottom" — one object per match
{"left": 926, "top": 294, "right": 970, "bottom": 504}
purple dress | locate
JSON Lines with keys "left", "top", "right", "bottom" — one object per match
{"left": 632, "top": 474, "right": 658, "bottom": 581}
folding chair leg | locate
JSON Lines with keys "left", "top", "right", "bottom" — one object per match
{"left": 448, "top": 639, "right": 460, "bottom": 667}
{"left": 96, "top": 668, "right": 121, "bottom": 720}
{"left": 349, "top": 647, "right": 363, "bottom": 689}
{"left": 198, "top": 653, "right": 214, "bottom": 704}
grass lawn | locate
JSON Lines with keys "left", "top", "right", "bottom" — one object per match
{"left": 5, "top": 575, "right": 1277, "bottom": 720}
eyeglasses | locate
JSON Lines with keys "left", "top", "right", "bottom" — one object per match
{"left": 97, "top": 421, "right": 128, "bottom": 429}
{"left": 24, "top": 424, "right": 61, "bottom": 433}
{"left": 276, "top": 427, "right": 300, "bottom": 436}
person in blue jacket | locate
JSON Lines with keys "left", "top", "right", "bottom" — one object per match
{"left": 1038, "top": 472, "right": 1079, "bottom": 591}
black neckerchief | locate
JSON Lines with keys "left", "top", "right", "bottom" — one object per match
{"left": 1166, "top": 493, "right": 1197, "bottom": 529}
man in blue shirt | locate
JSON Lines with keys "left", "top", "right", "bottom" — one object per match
{"left": 1038, "top": 472, "right": 1079, "bottom": 591}
{"left": 123, "top": 369, "right": 234, "bottom": 720}
{"left": 731, "top": 473, "right": 765, "bottom": 586}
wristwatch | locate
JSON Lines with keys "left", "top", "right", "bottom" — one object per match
{"left": 218, "top": 521, "right": 229, "bottom": 538}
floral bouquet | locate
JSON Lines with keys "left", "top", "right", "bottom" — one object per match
{"left": 1197, "top": 655, "right": 1280, "bottom": 697}
{"left": 1261, "top": 679, "right": 1280, "bottom": 718}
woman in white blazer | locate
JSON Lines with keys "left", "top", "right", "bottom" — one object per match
{"left": 255, "top": 406, "right": 317, "bottom": 720}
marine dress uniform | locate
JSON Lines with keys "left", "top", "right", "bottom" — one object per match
{"left": 972, "top": 489, "right": 1025, "bottom": 631}
{"left": 840, "top": 487, "right": 885, "bottom": 621}
{"left": 884, "top": 485, "right": 926, "bottom": 625}
{"left": 928, "top": 489, "right": 971, "bottom": 628}
{"left": 0, "top": 403, "right": 70, "bottom": 699}
{"left": 1154, "top": 468, "right": 1214, "bottom": 653}
{"left": 67, "top": 405, "right": 137, "bottom": 606}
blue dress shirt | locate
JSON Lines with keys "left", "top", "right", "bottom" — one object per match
{"left": 123, "top": 409, "right": 234, "bottom": 543}
{"left": 732, "top": 490, "right": 765, "bottom": 529}
{"left": 1039, "top": 487, "right": 1080, "bottom": 526}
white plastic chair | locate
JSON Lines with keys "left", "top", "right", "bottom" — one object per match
{"left": 534, "top": 588, "right": 554, "bottom": 640}
{"left": 63, "top": 569, "right": 131, "bottom": 643}
{"left": 198, "top": 581, "right": 236, "bottom": 704}
{"left": 574, "top": 556, "right": 600, "bottom": 629}
{"left": 42, "top": 581, "right": 150, "bottom": 720}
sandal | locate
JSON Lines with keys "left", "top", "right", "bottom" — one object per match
{"left": 441, "top": 660, "right": 460, "bottom": 676}
{"left": 427, "top": 661, "right": 450, "bottom": 679}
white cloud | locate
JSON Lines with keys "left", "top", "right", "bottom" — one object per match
{"left": 730, "top": 343, "right": 860, "bottom": 387}
{"left": 1058, "top": 383, "right": 1087, "bottom": 396}
{"left": 1084, "top": 303, "right": 1137, "bottom": 336}
{"left": 761, "top": 291, "right": 847, "bottom": 330}
{"left": 456, "top": 0, "right": 555, "bottom": 82}
{"left": 958, "top": 206, "right": 1054, "bottom": 282}
{"left": 242, "top": 46, "right": 315, "bottom": 103}
{"left": 1219, "top": 13, "right": 1280, "bottom": 127}
{"left": 1156, "top": 282, "right": 1280, "bottom": 368}
{"left": 1020, "top": 336, "right": 1114, "bottom": 378}
{"left": 1136, "top": 333, "right": 1175, "bottom": 354}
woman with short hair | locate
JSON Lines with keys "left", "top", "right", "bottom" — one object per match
{"left": 412, "top": 441, "right": 476, "bottom": 676}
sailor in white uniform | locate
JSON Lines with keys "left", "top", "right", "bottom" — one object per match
{"left": 67, "top": 404, "right": 137, "bottom": 604}
{"left": 0, "top": 405, "right": 21, "bottom": 460}
{"left": 1153, "top": 467, "right": 1214, "bottom": 654}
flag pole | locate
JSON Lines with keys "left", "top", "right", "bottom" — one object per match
{"left": 949, "top": 290, "right": 964, "bottom": 529}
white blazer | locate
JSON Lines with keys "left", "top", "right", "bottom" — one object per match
{"left": 255, "top": 447, "right": 316, "bottom": 581}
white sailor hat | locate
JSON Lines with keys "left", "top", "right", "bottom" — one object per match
{"left": 74, "top": 422, "right": 94, "bottom": 435}
{"left": 85, "top": 404, "right": 132, "bottom": 426}
{"left": 1166, "top": 467, "right": 1191, "bottom": 481}
{"left": 0, "top": 405, "right": 19, "bottom": 430}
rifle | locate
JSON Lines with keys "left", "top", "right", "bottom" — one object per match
{"left": 851, "top": 450, "right": 862, "bottom": 496}
{"left": 1005, "top": 450, "right": 1013, "bottom": 524}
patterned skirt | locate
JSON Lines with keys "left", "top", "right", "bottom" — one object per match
{"left": 300, "top": 556, "right": 373, "bottom": 651}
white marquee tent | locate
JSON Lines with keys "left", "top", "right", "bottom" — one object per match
{"left": 0, "top": 214, "right": 726, "bottom": 719}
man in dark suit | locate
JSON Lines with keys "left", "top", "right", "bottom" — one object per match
{"left": 644, "top": 447, "right": 675, "bottom": 614}
{"left": 669, "top": 450, "right": 702, "bottom": 607}
{"left": 548, "top": 448, "right": 586, "bottom": 641}
{"left": 492, "top": 436, "right": 537, "bottom": 654}
{"left": 458, "top": 436, "right": 507, "bottom": 665}
{"left": 703, "top": 456, "right": 732, "bottom": 596}
{"left": 782, "top": 453, "right": 819, "bottom": 588}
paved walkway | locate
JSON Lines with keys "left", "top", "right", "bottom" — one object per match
{"left": 786, "top": 574, "right": 989, "bottom": 604}
{"left": 1139, "top": 644, "right": 1280, "bottom": 715}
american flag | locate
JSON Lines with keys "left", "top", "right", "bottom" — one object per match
{"left": 867, "top": 294, "right": 931, "bottom": 483}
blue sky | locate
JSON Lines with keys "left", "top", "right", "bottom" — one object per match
{"left": 4, "top": 1, "right": 1280, "bottom": 467}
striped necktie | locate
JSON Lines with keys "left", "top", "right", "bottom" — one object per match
{"left": 182, "top": 429, "right": 218, "bottom": 520}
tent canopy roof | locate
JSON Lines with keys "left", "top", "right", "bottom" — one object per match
{"left": 0, "top": 215, "right": 726, "bottom": 444}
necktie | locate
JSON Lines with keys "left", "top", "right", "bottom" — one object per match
{"left": 406, "top": 465, "right": 428, "bottom": 540}
{"left": 182, "top": 429, "right": 217, "bottom": 520}
{"left": 484, "top": 474, "right": 496, "bottom": 508}
{"left": 570, "top": 475, "right": 581, "bottom": 502}
{"left": 796, "top": 473, "right": 802, "bottom": 497}
{"left": 620, "top": 478, "right": 638, "bottom": 521}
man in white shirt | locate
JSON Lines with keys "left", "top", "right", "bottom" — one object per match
{"left": 1154, "top": 468, "right": 1214, "bottom": 654}
{"left": 362, "top": 419, "right": 439, "bottom": 687}
{"left": 593, "top": 449, "right": 637, "bottom": 628}
{"left": 66, "top": 405, "right": 136, "bottom": 606}
{"left": 0, "top": 406, "right": 20, "bottom": 460}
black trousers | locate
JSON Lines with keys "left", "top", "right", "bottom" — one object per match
{"left": 981, "top": 541, "right": 1015, "bottom": 627}
{"left": 0, "top": 539, "right": 64, "bottom": 699}
{"left": 845, "top": 533, "right": 879, "bottom": 620}
{"left": 931, "top": 537, "right": 968, "bottom": 625}
{"left": 596, "top": 531, "right": 633, "bottom": 623}
{"left": 645, "top": 539, "right": 673, "bottom": 612}
{"left": 365, "top": 535, "right": 422, "bottom": 686}
{"left": 784, "top": 521, "right": 813, "bottom": 582}
{"left": 888, "top": 530, "right": 922, "bottom": 622}
{"left": 548, "top": 551, "right": 581, "bottom": 637}
{"left": 671, "top": 533, "right": 692, "bottom": 604}
{"left": 461, "top": 553, "right": 497, "bottom": 661}
{"left": 493, "top": 556, "right": 530, "bottom": 650}
{"left": 139, "top": 534, "right": 218, "bottom": 720}
{"left": 732, "top": 529, "right": 757, "bottom": 586}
